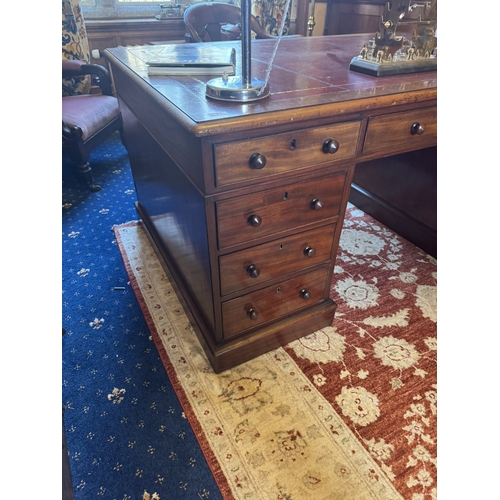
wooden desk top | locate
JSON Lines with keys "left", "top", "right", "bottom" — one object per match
{"left": 105, "top": 34, "right": 437, "bottom": 136}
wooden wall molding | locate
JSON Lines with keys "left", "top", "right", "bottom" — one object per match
{"left": 86, "top": 18, "right": 186, "bottom": 62}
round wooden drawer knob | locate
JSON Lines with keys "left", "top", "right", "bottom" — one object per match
{"left": 246, "top": 264, "right": 260, "bottom": 278}
{"left": 322, "top": 139, "right": 340, "bottom": 154}
{"left": 310, "top": 198, "right": 324, "bottom": 211}
{"left": 247, "top": 308, "right": 259, "bottom": 320}
{"left": 249, "top": 153, "right": 267, "bottom": 169}
{"left": 248, "top": 214, "right": 262, "bottom": 227}
{"left": 411, "top": 122, "right": 425, "bottom": 135}
{"left": 304, "top": 246, "right": 316, "bottom": 257}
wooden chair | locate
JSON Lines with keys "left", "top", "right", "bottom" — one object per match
{"left": 62, "top": 60, "right": 124, "bottom": 192}
{"left": 183, "top": 2, "right": 276, "bottom": 43}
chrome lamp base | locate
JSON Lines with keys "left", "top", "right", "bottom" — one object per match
{"left": 206, "top": 76, "right": 269, "bottom": 102}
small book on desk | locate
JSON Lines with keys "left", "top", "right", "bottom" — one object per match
{"left": 146, "top": 45, "right": 236, "bottom": 76}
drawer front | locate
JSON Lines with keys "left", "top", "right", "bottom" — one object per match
{"left": 214, "top": 121, "right": 361, "bottom": 186}
{"left": 363, "top": 106, "right": 437, "bottom": 155}
{"left": 219, "top": 224, "right": 336, "bottom": 296}
{"left": 216, "top": 172, "right": 347, "bottom": 250}
{"left": 222, "top": 267, "right": 329, "bottom": 339}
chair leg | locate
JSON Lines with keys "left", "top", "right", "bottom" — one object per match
{"left": 77, "top": 162, "right": 101, "bottom": 192}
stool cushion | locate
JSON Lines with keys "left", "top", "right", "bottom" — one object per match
{"left": 62, "top": 95, "right": 120, "bottom": 141}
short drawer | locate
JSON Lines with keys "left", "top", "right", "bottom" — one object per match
{"left": 222, "top": 267, "right": 329, "bottom": 339}
{"left": 214, "top": 121, "right": 361, "bottom": 186}
{"left": 363, "top": 106, "right": 437, "bottom": 155}
{"left": 216, "top": 172, "right": 347, "bottom": 250}
{"left": 219, "top": 224, "right": 336, "bottom": 296}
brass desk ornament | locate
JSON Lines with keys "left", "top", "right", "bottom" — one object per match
{"left": 349, "top": 0, "right": 437, "bottom": 76}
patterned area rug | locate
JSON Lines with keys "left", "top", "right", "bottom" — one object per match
{"left": 114, "top": 205, "right": 437, "bottom": 500}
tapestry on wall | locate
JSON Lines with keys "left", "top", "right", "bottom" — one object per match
{"left": 251, "top": 0, "right": 291, "bottom": 35}
{"left": 62, "top": 0, "right": 91, "bottom": 95}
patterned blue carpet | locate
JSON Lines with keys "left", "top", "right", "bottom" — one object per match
{"left": 62, "top": 132, "right": 223, "bottom": 500}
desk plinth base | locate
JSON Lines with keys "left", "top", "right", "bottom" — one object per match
{"left": 208, "top": 300, "right": 337, "bottom": 373}
{"left": 136, "top": 202, "right": 336, "bottom": 373}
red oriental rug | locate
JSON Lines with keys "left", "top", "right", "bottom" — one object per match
{"left": 114, "top": 204, "right": 437, "bottom": 500}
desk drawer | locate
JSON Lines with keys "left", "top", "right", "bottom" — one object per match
{"left": 219, "top": 224, "right": 336, "bottom": 296}
{"left": 363, "top": 107, "right": 437, "bottom": 155}
{"left": 216, "top": 172, "right": 347, "bottom": 250}
{"left": 222, "top": 267, "right": 329, "bottom": 339}
{"left": 214, "top": 121, "right": 361, "bottom": 186}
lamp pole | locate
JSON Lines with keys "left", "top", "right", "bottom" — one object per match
{"left": 205, "top": 0, "right": 270, "bottom": 101}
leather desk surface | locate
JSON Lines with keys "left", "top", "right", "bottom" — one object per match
{"left": 105, "top": 34, "right": 437, "bottom": 135}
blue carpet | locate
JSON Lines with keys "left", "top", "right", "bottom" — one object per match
{"left": 62, "top": 132, "right": 223, "bottom": 500}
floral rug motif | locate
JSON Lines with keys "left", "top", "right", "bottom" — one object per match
{"left": 114, "top": 205, "right": 437, "bottom": 500}
{"left": 284, "top": 207, "right": 437, "bottom": 499}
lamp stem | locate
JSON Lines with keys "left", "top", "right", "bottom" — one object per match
{"left": 241, "top": 0, "right": 252, "bottom": 86}
{"left": 205, "top": 0, "right": 269, "bottom": 101}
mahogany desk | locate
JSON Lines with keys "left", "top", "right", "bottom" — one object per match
{"left": 105, "top": 35, "right": 437, "bottom": 373}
